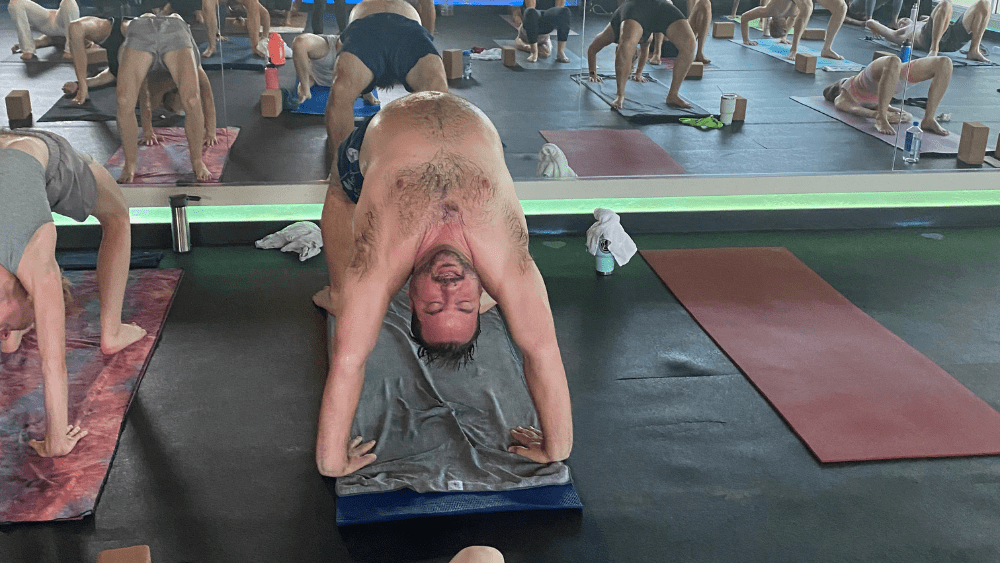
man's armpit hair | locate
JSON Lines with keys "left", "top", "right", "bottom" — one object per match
{"left": 504, "top": 202, "right": 533, "bottom": 274}
{"left": 348, "top": 209, "right": 379, "bottom": 276}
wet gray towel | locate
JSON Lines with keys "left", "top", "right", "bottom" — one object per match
{"left": 331, "top": 289, "right": 572, "bottom": 496}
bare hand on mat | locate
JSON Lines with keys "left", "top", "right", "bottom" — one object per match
{"left": 30, "top": 424, "right": 88, "bottom": 457}
{"left": 341, "top": 436, "right": 377, "bottom": 475}
{"left": 509, "top": 426, "right": 550, "bottom": 462}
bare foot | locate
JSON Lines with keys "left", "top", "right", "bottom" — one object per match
{"left": 967, "top": 50, "right": 990, "bottom": 63}
{"left": 695, "top": 53, "right": 711, "bottom": 64}
{"left": 820, "top": 48, "right": 843, "bottom": 60}
{"left": 101, "top": 323, "right": 147, "bottom": 355}
{"left": 118, "top": 165, "right": 136, "bottom": 184}
{"left": 666, "top": 94, "right": 692, "bottom": 109}
{"left": 11, "top": 43, "right": 19, "bottom": 54}
{"left": 298, "top": 79, "right": 312, "bottom": 102}
{"left": 194, "top": 162, "right": 212, "bottom": 182}
{"left": 556, "top": 54, "right": 570, "bottom": 63}
{"left": 874, "top": 116, "right": 895, "bottom": 135}
{"left": 202, "top": 45, "right": 216, "bottom": 57}
{"left": 785, "top": 49, "right": 798, "bottom": 60}
{"left": 527, "top": 52, "right": 538, "bottom": 62}
{"left": 62, "top": 49, "right": 73, "bottom": 59}
{"left": 920, "top": 118, "right": 949, "bottom": 136}
{"left": 362, "top": 91, "right": 378, "bottom": 105}
{"left": 312, "top": 286, "right": 341, "bottom": 316}
{"left": 20, "top": 51, "right": 36, "bottom": 60}
{"left": 611, "top": 95, "right": 625, "bottom": 109}
{"left": 649, "top": 55, "right": 662, "bottom": 65}
{"left": 63, "top": 81, "right": 78, "bottom": 95}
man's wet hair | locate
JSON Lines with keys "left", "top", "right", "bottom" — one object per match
{"left": 823, "top": 78, "right": 847, "bottom": 103}
{"left": 410, "top": 309, "right": 482, "bottom": 369}
{"left": 769, "top": 18, "right": 788, "bottom": 39}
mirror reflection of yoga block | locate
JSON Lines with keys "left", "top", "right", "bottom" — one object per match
{"left": 442, "top": 49, "right": 464, "bottom": 80}
{"left": 260, "top": 89, "right": 282, "bottom": 117}
{"left": 794, "top": 53, "right": 817, "bottom": 74}
{"left": 733, "top": 94, "right": 747, "bottom": 121}
{"left": 5, "top": 90, "right": 31, "bottom": 120}
{"left": 873, "top": 50, "right": 894, "bottom": 61}
{"left": 96, "top": 545, "right": 152, "bottom": 563}
{"left": 685, "top": 61, "right": 704, "bottom": 79}
{"left": 957, "top": 121, "right": 989, "bottom": 165}
{"left": 712, "top": 21, "right": 735, "bottom": 38}
{"left": 801, "top": 28, "right": 826, "bottom": 41}
{"left": 86, "top": 45, "right": 107, "bottom": 65}
{"left": 502, "top": 45, "right": 517, "bottom": 67}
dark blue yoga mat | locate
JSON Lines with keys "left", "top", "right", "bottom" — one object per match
{"left": 336, "top": 483, "right": 583, "bottom": 526}
{"left": 199, "top": 37, "right": 265, "bottom": 71}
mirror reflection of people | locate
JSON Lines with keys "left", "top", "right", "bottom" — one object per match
{"left": 822, "top": 55, "right": 952, "bottom": 136}
{"left": 510, "top": 0, "right": 571, "bottom": 63}
{"left": 290, "top": 32, "right": 377, "bottom": 107}
{"left": 115, "top": 14, "right": 218, "bottom": 183}
{"left": 739, "top": 0, "right": 847, "bottom": 60}
{"left": 648, "top": 0, "right": 712, "bottom": 66}
{"left": 865, "top": 0, "right": 992, "bottom": 63}
{"left": 9, "top": 0, "right": 80, "bottom": 60}
{"left": 844, "top": 0, "right": 905, "bottom": 27}
{"left": 1, "top": 128, "right": 145, "bottom": 457}
{"left": 314, "top": 93, "right": 573, "bottom": 478}
{"left": 586, "top": 0, "right": 697, "bottom": 109}
{"left": 321, "top": 0, "right": 446, "bottom": 175}
{"left": 61, "top": 15, "right": 130, "bottom": 106}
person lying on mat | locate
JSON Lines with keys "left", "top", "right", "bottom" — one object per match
{"left": 313, "top": 92, "right": 573, "bottom": 477}
{"left": 61, "top": 15, "right": 131, "bottom": 106}
{"left": 822, "top": 54, "right": 952, "bottom": 135}
{"left": 586, "top": 0, "right": 698, "bottom": 109}
{"left": 865, "top": 0, "right": 992, "bottom": 62}
{"left": 510, "top": 0, "right": 572, "bottom": 63}
{"left": 844, "top": 0, "right": 904, "bottom": 27}
{"left": 115, "top": 13, "right": 218, "bottom": 183}
{"left": 321, "top": 0, "right": 447, "bottom": 172}
{"left": 8, "top": 0, "right": 80, "bottom": 60}
{"left": 738, "top": 0, "right": 847, "bottom": 60}
{"left": 647, "top": 0, "right": 712, "bottom": 65}
{"left": 0, "top": 128, "right": 145, "bottom": 457}
{"left": 290, "top": 32, "right": 378, "bottom": 105}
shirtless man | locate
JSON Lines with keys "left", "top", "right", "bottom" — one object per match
{"left": 9, "top": 0, "right": 79, "bottom": 60}
{"left": 115, "top": 14, "right": 218, "bottom": 183}
{"left": 822, "top": 54, "right": 952, "bottom": 135}
{"left": 290, "top": 32, "right": 377, "bottom": 107}
{"left": 866, "top": 0, "right": 992, "bottom": 62}
{"left": 61, "top": 15, "right": 129, "bottom": 106}
{"left": 321, "top": 0, "right": 446, "bottom": 169}
{"left": 313, "top": 92, "right": 573, "bottom": 477}
{"left": 1, "top": 128, "right": 145, "bottom": 457}
{"left": 510, "top": 0, "right": 572, "bottom": 63}
{"left": 739, "top": 0, "right": 847, "bottom": 60}
{"left": 586, "top": 0, "right": 697, "bottom": 109}
{"left": 648, "top": 0, "right": 712, "bottom": 66}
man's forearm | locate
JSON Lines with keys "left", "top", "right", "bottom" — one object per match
{"left": 522, "top": 344, "right": 573, "bottom": 462}
{"left": 316, "top": 359, "right": 366, "bottom": 476}
{"left": 69, "top": 23, "right": 89, "bottom": 89}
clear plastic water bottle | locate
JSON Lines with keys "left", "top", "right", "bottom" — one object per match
{"left": 904, "top": 121, "right": 922, "bottom": 163}
{"left": 441, "top": 0, "right": 453, "bottom": 16}
{"left": 462, "top": 50, "right": 472, "bottom": 79}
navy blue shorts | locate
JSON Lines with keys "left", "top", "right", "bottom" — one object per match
{"left": 337, "top": 114, "right": 376, "bottom": 203}
{"left": 339, "top": 12, "right": 439, "bottom": 94}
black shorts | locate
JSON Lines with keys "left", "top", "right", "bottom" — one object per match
{"left": 336, "top": 114, "right": 376, "bottom": 203}
{"left": 340, "top": 12, "right": 439, "bottom": 94}
{"left": 610, "top": 0, "right": 685, "bottom": 43}
{"left": 917, "top": 11, "right": 973, "bottom": 53}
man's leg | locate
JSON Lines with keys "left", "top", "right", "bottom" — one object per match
{"left": 292, "top": 33, "right": 330, "bottom": 101}
{"left": 925, "top": 0, "right": 950, "bottom": 55}
{"left": 688, "top": 0, "right": 712, "bottom": 63}
{"left": 551, "top": 7, "right": 571, "bottom": 63}
{"left": 9, "top": 0, "right": 54, "bottom": 59}
{"left": 313, "top": 182, "right": 356, "bottom": 315}
{"left": 813, "top": 0, "right": 845, "bottom": 59}
{"left": 785, "top": 0, "right": 812, "bottom": 59}
{"left": 311, "top": 0, "right": 325, "bottom": 33}
{"left": 613, "top": 20, "right": 644, "bottom": 109}
{"left": 903, "top": 56, "right": 951, "bottom": 134}
{"left": 418, "top": 0, "right": 435, "bottom": 35}
{"left": 324, "top": 52, "right": 373, "bottom": 167}
{"left": 663, "top": 18, "right": 695, "bottom": 108}
{"left": 162, "top": 47, "right": 211, "bottom": 180}
{"left": 115, "top": 47, "right": 155, "bottom": 183}
{"left": 88, "top": 161, "right": 147, "bottom": 354}
{"left": 963, "top": 0, "right": 991, "bottom": 62}
{"left": 334, "top": 0, "right": 348, "bottom": 32}
{"left": 403, "top": 52, "right": 449, "bottom": 93}
{"left": 201, "top": 0, "right": 219, "bottom": 57}
{"left": 53, "top": 0, "right": 80, "bottom": 58}
{"left": 649, "top": 32, "right": 663, "bottom": 64}
{"left": 240, "top": 0, "right": 270, "bottom": 57}
{"left": 522, "top": 8, "right": 543, "bottom": 61}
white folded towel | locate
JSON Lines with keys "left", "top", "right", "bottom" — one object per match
{"left": 586, "top": 208, "right": 637, "bottom": 266}
{"left": 471, "top": 48, "right": 502, "bottom": 60}
{"left": 537, "top": 143, "right": 578, "bottom": 179}
{"left": 255, "top": 221, "right": 324, "bottom": 261}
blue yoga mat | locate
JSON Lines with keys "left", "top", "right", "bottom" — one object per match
{"left": 336, "top": 483, "right": 583, "bottom": 526}
{"left": 289, "top": 83, "right": 381, "bottom": 117}
{"left": 199, "top": 37, "right": 265, "bottom": 71}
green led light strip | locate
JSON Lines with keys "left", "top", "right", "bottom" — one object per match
{"left": 51, "top": 190, "right": 1000, "bottom": 226}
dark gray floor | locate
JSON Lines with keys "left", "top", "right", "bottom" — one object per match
{"left": 2, "top": 3, "right": 999, "bottom": 182}
{"left": 4, "top": 226, "right": 1000, "bottom": 562}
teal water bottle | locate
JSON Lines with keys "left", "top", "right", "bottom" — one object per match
{"left": 596, "top": 237, "right": 614, "bottom": 275}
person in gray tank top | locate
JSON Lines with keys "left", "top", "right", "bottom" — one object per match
{"left": 0, "top": 129, "right": 146, "bottom": 458}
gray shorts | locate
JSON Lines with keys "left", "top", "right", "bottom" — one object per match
{"left": 916, "top": 11, "right": 974, "bottom": 53}
{"left": 16, "top": 129, "right": 98, "bottom": 222}
{"left": 122, "top": 15, "right": 201, "bottom": 73}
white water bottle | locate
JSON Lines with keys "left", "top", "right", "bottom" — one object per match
{"left": 904, "top": 121, "right": 922, "bottom": 163}
{"left": 463, "top": 50, "right": 472, "bottom": 79}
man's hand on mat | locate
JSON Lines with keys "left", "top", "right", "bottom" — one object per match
{"left": 630, "top": 73, "right": 649, "bottom": 83}
{"left": 338, "top": 436, "right": 378, "bottom": 476}
{"left": 509, "top": 426, "right": 551, "bottom": 463}
{"left": 29, "top": 425, "right": 88, "bottom": 457}
{"left": 588, "top": 73, "right": 603, "bottom": 83}
{"left": 204, "top": 130, "right": 219, "bottom": 147}
{"left": 743, "top": 39, "right": 758, "bottom": 46}
{"left": 142, "top": 131, "right": 161, "bottom": 146}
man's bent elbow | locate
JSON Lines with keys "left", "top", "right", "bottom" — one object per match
{"left": 546, "top": 440, "right": 573, "bottom": 463}
{"left": 316, "top": 452, "right": 347, "bottom": 477}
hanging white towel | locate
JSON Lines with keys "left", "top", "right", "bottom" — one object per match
{"left": 255, "top": 221, "right": 324, "bottom": 261}
{"left": 585, "top": 208, "right": 637, "bottom": 266}
{"left": 537, "top": 143, "right": 577, "bottom": 178}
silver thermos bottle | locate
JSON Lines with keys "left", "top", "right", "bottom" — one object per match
{"left": 169, "top": 194, "right": 200, "bottom": 253}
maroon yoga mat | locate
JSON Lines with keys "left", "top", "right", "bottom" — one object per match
{"left": 0, "top": 269, "right": 182, "bottom": 522}
{"left": 539, "top": 130, "right": 688, "bottom": 177}
{"left": 641, "top": 247, "right": 1000, "bottom": 463}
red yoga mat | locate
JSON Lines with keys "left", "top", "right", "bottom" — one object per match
{"left": 105, "top": 127, "right": 238, "bottom": 185}
{"left": 641, "top": 247, "right": 1000, "bottom": 463}
{"left": 0, "top": 269, "right": 182, "bottom": 522}
{"left": 539, "top": 130, "right": 688, "bottom": 177}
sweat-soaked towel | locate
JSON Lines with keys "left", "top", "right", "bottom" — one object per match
{"left": 330, "top": 289, "right": 573, "bottom": 498}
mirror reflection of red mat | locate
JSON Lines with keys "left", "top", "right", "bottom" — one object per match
{"left": 640, "top": 247, "right": 1000, "bottom": 463}
{"left": 0, "top": 269, "right": 182, "bottom": 523}
{"left": 539, "top": 130, "right": 687, "bottom": 177}
{"left": 105, "top": 127, "right": 238, "bottom": 185}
